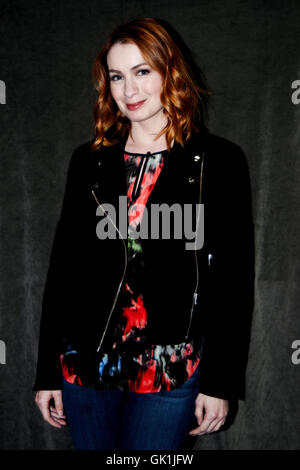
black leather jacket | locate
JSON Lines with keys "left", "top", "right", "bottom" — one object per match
{"left": 33, "top": 129, "right": 255, "bottom": 400}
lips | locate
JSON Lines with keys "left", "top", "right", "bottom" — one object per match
{"left": 126, "top": 100, "right": 146, "bottom": 110}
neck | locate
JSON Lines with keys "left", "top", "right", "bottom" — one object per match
{"left": 126, "top": 115, "right": 169, "bottom": 153}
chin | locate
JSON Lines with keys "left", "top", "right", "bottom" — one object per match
{"left": 124, "top": 112, "right": 149, "bottom": 122}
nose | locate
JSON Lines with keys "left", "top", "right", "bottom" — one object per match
{"left": 124, "top": 77, "right": 138, "bottom": 98}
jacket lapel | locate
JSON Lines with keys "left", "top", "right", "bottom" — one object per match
{"left": 92, "top": 129, "right": 208, "bottom": 206}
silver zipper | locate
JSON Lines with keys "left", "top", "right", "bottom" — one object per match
{"left": 131, "top": 153, "right": 149, "bottom": 201}
{"left": 185, "top": 153, "right": 204, "bottom": 340}
{"left": 91, "top": 190, "right": 128, "bottom": 353}
{"left": 92, "top": 150, "right": 150, "bottom": 352}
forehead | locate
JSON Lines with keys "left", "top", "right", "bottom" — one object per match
{"left": 107, "top": 42, "right": 147, "bottom": 69}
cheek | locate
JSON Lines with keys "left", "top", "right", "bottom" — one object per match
{"left": 110, "top": 85, "right": 122, "bottom": 102}
{"left": 146, "top": 75, "right": 163, "bottom": 100}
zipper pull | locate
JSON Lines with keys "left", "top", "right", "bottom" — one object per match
{"left": 185, "top": 292, "right": 199, "bottom": 340}
{"left": 131, "top": 152, "right": 150, "bottom": 202}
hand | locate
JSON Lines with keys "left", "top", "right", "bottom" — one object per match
{"left": 35, "top": 390, "right": 67, "bottom": 428}
{"left": 189, "top": 393, "right": 228, "bottom": 436}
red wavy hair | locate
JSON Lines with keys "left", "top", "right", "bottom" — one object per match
{"left": 91, "top": 17, "right": 211, "bottom": 152}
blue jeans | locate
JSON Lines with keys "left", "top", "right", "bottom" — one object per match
{"left": 62, "top": 367, "right": 199, "bottom": 450}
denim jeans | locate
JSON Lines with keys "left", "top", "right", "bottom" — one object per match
{"left": 62, "top": 366, "right": 199, "bottom": 450}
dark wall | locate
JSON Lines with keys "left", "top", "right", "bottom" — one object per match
{"left": 1, "top": 0, "right": 300, "bottom": 450}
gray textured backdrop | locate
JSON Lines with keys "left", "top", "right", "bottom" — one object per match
{"left": 0, "top": 0, "right": 300, "bottom": 450}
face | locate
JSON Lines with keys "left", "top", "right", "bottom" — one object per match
{"left": 107, "top": 42, "right": 165, "bottom": 125}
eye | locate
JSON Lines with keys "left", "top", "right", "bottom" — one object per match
{"left": 109, "top": 74, "right": 122, "bottom": 82}
{"left": 137, "top": 68, "right": 150, "bottom": 76}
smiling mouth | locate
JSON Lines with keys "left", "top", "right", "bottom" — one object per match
{"left": 126, "top": 100, "right": 146, "bottom": 110}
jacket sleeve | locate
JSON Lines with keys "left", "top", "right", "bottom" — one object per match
{"left": 33, "top": 145, "right": 88, "bottom": 391}
{"left": 197, "top": 142, "right": 255, "bottom": 401}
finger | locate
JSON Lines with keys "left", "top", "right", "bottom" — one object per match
{"left": 49, "top": 408, "right": 67, "bottom": 426}
{"left": 206, "top": 409, "right": 228, "bottom": 433}
{"left": 189, "top": 425, "right": 202, "bottom": 435}
{"left": 194, "top": 401, "right": 205, "bottom": 426}
{"left": 205, "top": 416, "right": 222, "bottom": 433}
{"left": 38, "top": 398, "right": 63, "bottom": 428}
{"left": 49, "top": 410, "right": 67, "bottom": 423}
{"left": 190, "top": 413, "right": 216, "bottom": 435}
{"left": 189, "top": 416, "right": 226, "bottom": 436}
{"left": 50, "top": 406, "right": 66, "bottom": 418}
{"left": 210, "top": 417, "right": 226, "bottom": 433}
{"left": 50, "top": 415, "right": 67, "bottom": 426}
{"left": 53, "top": 391, "right": 64, "bottom": 418}
{"left": 50, "top": 411, "right": 66, "bottom": 421}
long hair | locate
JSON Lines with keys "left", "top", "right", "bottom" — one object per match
{"left": 91, "top": 17, "right": 211, "bottom": 152}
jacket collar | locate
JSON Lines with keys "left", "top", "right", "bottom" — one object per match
{"left": 91, "top": 128, "right": 209, "bottom": 200}
{"left": 94, "top": 127, "right": 209, "bottom": 165}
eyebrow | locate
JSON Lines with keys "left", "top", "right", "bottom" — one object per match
{"left": 108, "top": 62, "right": 149, "bottom": 73}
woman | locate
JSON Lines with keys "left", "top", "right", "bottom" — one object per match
{"left": 34, "top": 17, "right": 254, "bottom": 450}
